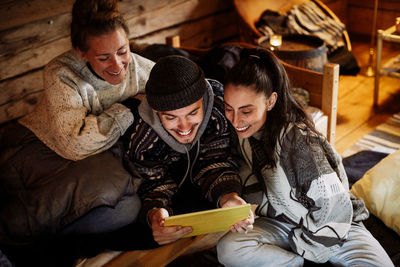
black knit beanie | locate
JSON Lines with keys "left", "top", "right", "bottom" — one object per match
{"left": 145, "top": 55, "right": 207, "bottom": 111}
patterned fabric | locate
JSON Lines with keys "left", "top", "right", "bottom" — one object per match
{"left": 248, "top": 137, "right": 268, "bottom": 170}
{"left": 19, "top": 50, "right": 154, "bottom": 161}
{"left": 257, "top": 1, "right": 345, "bottom": 49}
{"left": 239, "top": 124, "right": 369, "bottom": 263}
{"left": 122, "top": 80, "right": 242, "bottom": 225}
{"left": 287, "top": 1, "right": 345, "bottom": 48}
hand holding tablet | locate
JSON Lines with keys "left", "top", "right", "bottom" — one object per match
{"left": 164, "top": 204, "right": 251, "bottom": 237}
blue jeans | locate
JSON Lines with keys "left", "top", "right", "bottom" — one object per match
{"left": 217, "top": 217, "right": 394, "bottom": 267}
{"left": 60, "top": 194, "right": 141, "bottom": 234}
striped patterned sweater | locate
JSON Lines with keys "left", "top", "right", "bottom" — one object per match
{"left": 122, "top": 80, "right": 242, "bottom": 225}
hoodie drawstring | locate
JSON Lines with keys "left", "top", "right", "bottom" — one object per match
{"left": 190, "top": 140, "right": 200, "bottom": 184}
{"left": 178, "top": 140, "right": 200, "bottom": 188}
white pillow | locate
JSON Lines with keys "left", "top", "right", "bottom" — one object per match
{"left": 351, "top": 150, "right": 400, "bottom": 235}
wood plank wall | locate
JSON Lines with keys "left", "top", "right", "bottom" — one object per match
{"left": 347, "top": 0, "right": 400, "bottom": 37}
{"left": 0, "top": 0, "right": 238, "bottom": 124}
{"left": 2, "top": 0, "right": 394, "bottom": 125}
{"left": 319, "top": 0, "right": 400, "bottom": 38}
{"left": 322, "top": 0, "right": 349, "bottom": 25}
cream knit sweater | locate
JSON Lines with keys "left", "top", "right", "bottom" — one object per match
{"left": 19, "top": 50, "right": 154, "bottom": 161}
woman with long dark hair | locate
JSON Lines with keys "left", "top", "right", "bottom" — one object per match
{"left": 217, "top": 48, "right": 393, "bottom": 266}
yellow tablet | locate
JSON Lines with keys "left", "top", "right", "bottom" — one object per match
{"left": 164, "top": 204, "right": 251, "bottom": 237}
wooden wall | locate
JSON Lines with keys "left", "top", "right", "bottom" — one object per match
{"left": 317, "top": 0, "right": 400, "bottom": 38}
{"left": 322, "top": 0, "right": 349, "bottom": 25}
{"left": 2, "top": 0, "right": 397, "bottom": 125}
{"left": 347, "top": 0, "right": 400, "bottom": 37}
{"left": 0, "top": 0, "right": 238, "bottom": 124}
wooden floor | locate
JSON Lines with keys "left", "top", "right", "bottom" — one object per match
{"left": 334, "top": 38, "right": 400, "bottom": 155}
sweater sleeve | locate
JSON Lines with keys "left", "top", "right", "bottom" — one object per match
{"left": 131, "top": 131, "right": 243, "bottom": 226}
{"left": 125, "top": 92, "right": 242, "bottom": 226}
{"left": 18, "top": 51, "right": 154, "bottom": 161}
{"left": 122, "top": 118, "right": 177, "bottom": 226}
{"left": 40, "top": 67, "right": 133, "bottom": 161}
{"left": 192, "top": 94, "right": 243, "bottom": 206}
{"left": 280, "top": 128, "right": 353, "bottom": 263}
{"left": 193, "top": 127, "right": 243, "bottom": 207}
{"left": 133, "top": 132, "right": 242, "bottom": 227}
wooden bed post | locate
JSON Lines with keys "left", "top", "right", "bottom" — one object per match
{"left": 321, "top": 63, "right": 339, "bottom": 146}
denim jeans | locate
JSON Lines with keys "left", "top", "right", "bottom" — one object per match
{"left": 217, "top": 217, "right": 394, "bottom": 267}
{"left": 61, "top": 194, "right": 141, "bottom": 234}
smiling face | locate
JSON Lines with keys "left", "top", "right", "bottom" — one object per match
{"left": 224, "top": 84, "right": 276, "bottom": 139}
{"left": 77, "top": 27, "right": 130, "bottom": 85}
{"left": 157, "top": 99, "right": 204, "bottom": 144}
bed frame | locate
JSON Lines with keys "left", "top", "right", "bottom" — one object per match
{"left": 86, "top": 37, "right": 339, "bottom": 267}
{"left": 233, "top": 0, "right": 352, "bottom": 52}
{"left": 284, "top": 60, "right": 339, "bottom": 145}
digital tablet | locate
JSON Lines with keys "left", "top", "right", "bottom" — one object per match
{"left": 164, "top": 204, "right": 251, "bottom": 237}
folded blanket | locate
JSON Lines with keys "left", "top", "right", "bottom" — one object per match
{"left": 256, "top": 1, "right": 345, "bottom": 49}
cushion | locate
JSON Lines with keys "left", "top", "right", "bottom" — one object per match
{"left": 350, "top": 150, "right": 400, "bottom": 235}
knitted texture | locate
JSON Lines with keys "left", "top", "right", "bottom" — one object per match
{"left": 19, "top": 50, "right": 154, "bottom": 161}
{"left": 238, "top": 125, "right": 368, "bottom": 263}
{"left": 145, "top": 55, "right": 207, "bottom": 111}
{"left": 122, "top": 80, "right": 242, "bottom": 226}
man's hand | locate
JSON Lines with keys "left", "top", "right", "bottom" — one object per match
{"left": 148, "top": 208, "right": 193, "bottom": 245}
{"left": 219, "top": 192, "right": 254, "bottom": 234}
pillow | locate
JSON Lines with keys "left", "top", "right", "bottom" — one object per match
{"left": 350, "top": 150, "right": 400, "bottom": 235}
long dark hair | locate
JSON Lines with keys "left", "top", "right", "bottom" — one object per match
{"left": 225, "top": 48, "right": 320, "bottom": 168}
{"left": 71, "top": 0, "right": 129, "bottom": 52}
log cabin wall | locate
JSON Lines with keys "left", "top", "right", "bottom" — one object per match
{"left": 322, "top": 0, "right": 349, "bottom": 25}
{"left": 310, "top": 0, "right": 400, "bottom": 39}
{"left": 2, "top": 0, "right": 397, "bottom": 125}
{"left": 347, "top": 0, "right": 400, "bottom": 38}
{"left": 0, "top": 0, "right": 238, "bottom": 124}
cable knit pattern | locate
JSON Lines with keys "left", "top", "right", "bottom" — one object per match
{"left": 19, "top": 50, "right": 154, "bottom": 161}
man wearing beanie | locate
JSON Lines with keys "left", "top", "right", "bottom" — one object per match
{"left": 121, "top": 55, "right": 254, "bottom": 245}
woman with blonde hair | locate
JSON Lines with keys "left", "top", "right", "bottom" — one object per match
{"left": 20, "top": 0, "right": 154, "bottom": 161}
{"left": 0, "top": 0, "right": 154, "bottom": 247}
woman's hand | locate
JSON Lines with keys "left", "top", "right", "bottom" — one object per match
{"left": 148, "top": 208, "right": 193, "bottom": 245}
{"left": 219, "top": 192, "right": 254, "bottom": 233}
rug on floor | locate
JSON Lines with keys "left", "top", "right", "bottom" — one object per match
{"left": 341, "top": 113, "right": 400, "bottom": 267}
{"left": 342, "top": 112, "right": 400, "bottom": 157}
